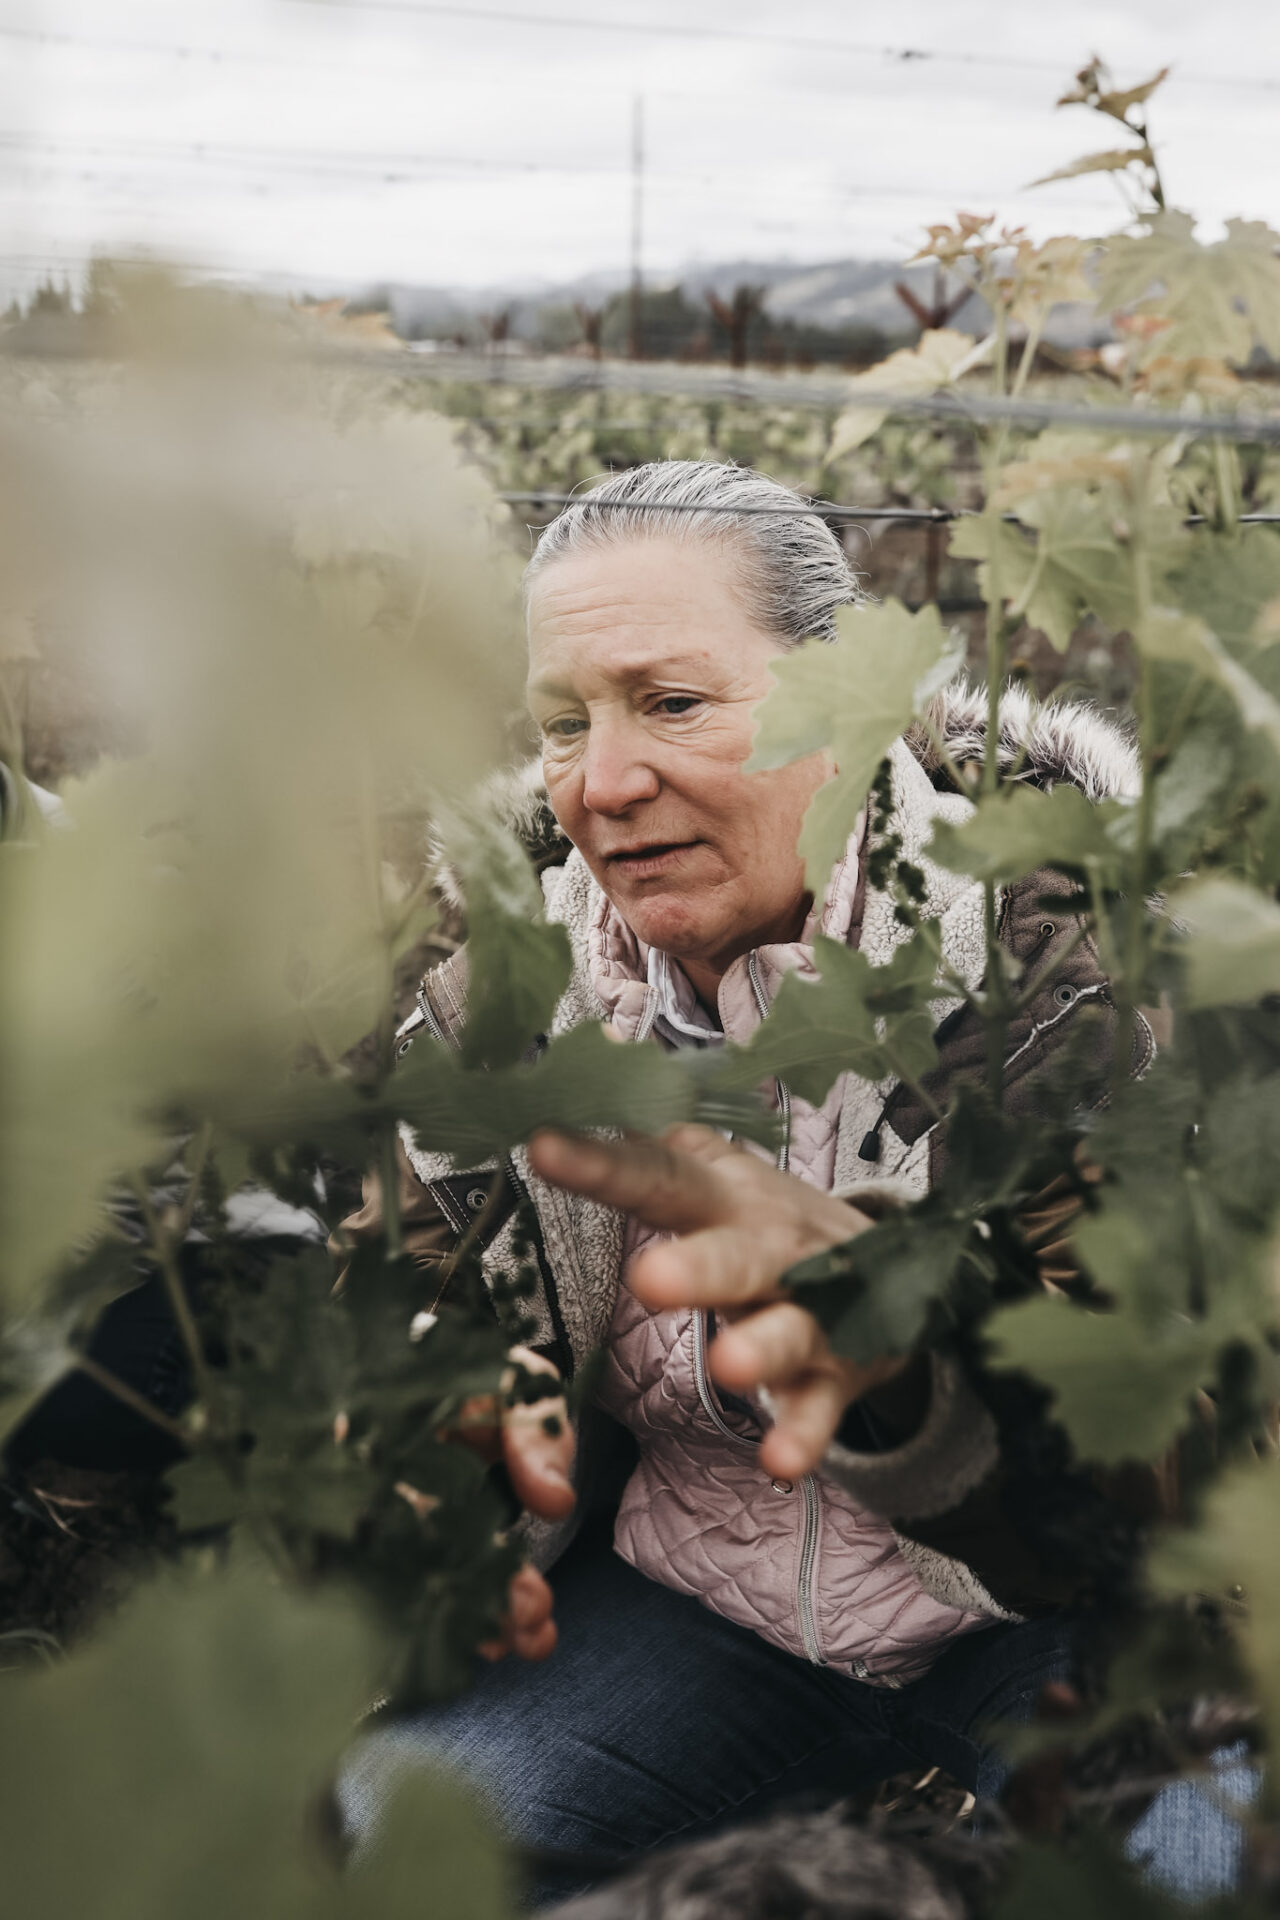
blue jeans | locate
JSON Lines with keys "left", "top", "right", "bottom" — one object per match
{"left": 341, "top": 1520, "right": 1077, "bottom": 1906}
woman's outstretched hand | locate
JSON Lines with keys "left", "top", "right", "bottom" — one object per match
{"left": 528, "top": 1125, "right": 908, "bottom": 1484}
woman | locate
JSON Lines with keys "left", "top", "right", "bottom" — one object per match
{"left": 339, "top": 461, "right": 1166, "bottom": 1902}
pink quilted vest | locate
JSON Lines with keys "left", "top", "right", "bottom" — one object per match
{"left": 591, "top": 833, "right": 991, "bottom": 1684}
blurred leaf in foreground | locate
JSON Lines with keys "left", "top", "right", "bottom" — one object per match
{"left": 440, "top": 811, "right": 572, "bottom": 1071}
{"left": 710, "top": 929, "right": 941, "bottom": 1108}
{"left": 1151, "top": 1461, "right": 1280, "bottom": 1809}
{"left": 748, "top": 599, "right": 962, "bottom": 897}
{"left": 1173, "top": 876, "right": 1280, "bottom": 1009}
{"left": 928, "top": 782, "right": 1124, "bottom": 886}
{"left": 0, "top": 1565, "right": 510, "bottom": 1919}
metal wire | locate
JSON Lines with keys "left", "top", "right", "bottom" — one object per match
{"left": 360, "top": 350, "right": 1280, "bottom": 445}
{"left": 498, "top": 491, "right": 1280, "bottom": 528}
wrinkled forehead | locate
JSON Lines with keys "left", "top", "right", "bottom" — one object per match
{"left": 524, "top": 536, "right": 775, "bottom": 695}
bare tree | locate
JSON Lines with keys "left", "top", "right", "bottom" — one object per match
{"left": 705, "top": 284, "right": 764, "bottom": 370}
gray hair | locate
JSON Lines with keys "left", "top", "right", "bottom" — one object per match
{"left": 523, "top": 459, "right": 864, "bottom": 645}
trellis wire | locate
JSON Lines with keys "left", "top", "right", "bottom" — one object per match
{"left": 360, "top": 349, "right": 1280, "bottom": 445}
{"left": 500, "top": 492, "right": 1280, "bottom": 528}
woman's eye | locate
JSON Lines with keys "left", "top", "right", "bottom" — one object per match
{"left": 544, "top": 715, "right": 587, "bottom": 740}
{"left": 653, "top": 695, "right": 700, "bottom": 717}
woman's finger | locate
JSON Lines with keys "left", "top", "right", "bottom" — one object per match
{"left": 758, "top": 1370, "right": 852, "bottom": 1482}
{"left": 708, "top": 1301, "right": 826, "bottom": 1392}
{"left": 528, "top": 1130, "right": 730, "bottom": 1234}
{"left": 626, "top": 1222, "right": 790, "bottom": 1311}
{"left": 511, "top": 1617, "right": 558, "bottom": 1662}
{"left": 477, "top": 1565, "right": 557, "bottom": 1663}
{"left": 503, "top": 1395, "right": 576, "bottom": 1521}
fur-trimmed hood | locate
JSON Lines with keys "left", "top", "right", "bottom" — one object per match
{"left": 437, "top": 682, "right": 1138, "bottom": 895}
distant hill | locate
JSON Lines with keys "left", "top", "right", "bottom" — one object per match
{"left": 365, "top": 255, "right": 1109, "bottom": 352}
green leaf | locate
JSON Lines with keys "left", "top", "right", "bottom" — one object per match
{"left": 828, "top": 329, "right": 989, "bottom": 455}
{"left": 748, "top": 599, "right": 962, "bottom": 894}
{"left": 1097, "top": 211, "right": 1280, "bottom": 364}
{"left": 1150, "top": 1461, "right": 1280, "bottom": 1787}
{"left": 0, "top": 1310, "right": 78, "bottom": 1448}
{"left": 928, "top": 782, "right": 1123, "bottom": 886}
{"left": 1135, "top": 609, "right": 1280, "bottom": 754}
{"left": 709, "top": 931, "right": 941, "bottom": 1109}
{"left": 951, "top": 495, "right": 1135, "bottom": 652}
{"left": 1172, "top": 528, "right": 1280, "bottom": 656}
{"left": 1172, "top": 875, "right": 1280, "bottom": 1009}
{"left": 397, "top": 1017, "right": 778, "bottom": 1164}
{"left": 788, "top": 1208, "right": 971, "bottom": 1362}
{"left": 991, "top": 1835, "right": 1181, "bottom": 1920}
{"left": 0, "top": 1565, "right": 509, "bottom": 1919}
{"left": 440, "top": 811, "right": 572, "bottom": 1070}
{"left": 986, "top": 1292, "right": 1218, "bottom": 1464}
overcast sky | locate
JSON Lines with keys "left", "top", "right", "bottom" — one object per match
{"left": 3, "top": 0, "right": 1279, "bottom": 300}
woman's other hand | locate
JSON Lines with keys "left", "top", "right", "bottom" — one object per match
{"left": 528, "top": 1126, "right": 909, "bottom": 1484}
{"left": 436, "top": 1343, "right": 574, "bottom": 1663}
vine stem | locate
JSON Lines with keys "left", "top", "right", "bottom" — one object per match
{"left": 128, "top": 1149, "right": 217, "bottom": 1415}
{"left": 1112, "top": 457, "right": 1158, "bottom": 1102}
{"left": 880, "top": 1046, "right": 944, "bottom": 1126}
{"left": 71, "top": 1353, "right": 189, "bottom": 1447}
{"left": 356, "top": 753, "right": 405, "bottom": 1263}
{"left": 979, "top": 290, "right": 1013, "bottom": 1105}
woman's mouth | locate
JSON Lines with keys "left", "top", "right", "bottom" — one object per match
{"left": 606, "top": 842, "right": 699, "bottom": 879}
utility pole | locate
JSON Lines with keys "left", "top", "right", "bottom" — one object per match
{"left": 628, "top": 94, "right": 644, "bottom": 360}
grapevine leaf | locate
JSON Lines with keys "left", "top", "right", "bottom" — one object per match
{"left": 1029, "top": 145, "right": 1153, "bottom": 189}
{"left": 1097, "top": 212, "right": 1280, "bottom": 364}
{"left": 0, "top": 1309, "right": 78, "bottom": 1447}
{"left": 440, "top": 811, "right": 572, "bottom": 1071}
{"left": 829, "top": 329, "right": 989, "bottom": 457}
{"left": 986, "top": 1293, "right": 1217, "bottom": 1464}
{"left": 1172, "top": 876, "right": 1280, "bottom": 1009}
{"left": 1171, "top": 529, "right": 1280, "bottom": 657}
{"left": 397, "top": 1018, "right": 777, "bottom": 1165}
{"left": 1095, "top": 67, "right": 1170, "bottom": 122}
{"left": 0, "top": 1567, "right": 509, "bottom": 1919}
{"left": 1150, "top": 1462, "right": 1280, "bottom": 1757}
{"left": 787, "top": 1209, "right": 971, "bottom": 1363}
{"left": 709, "top": 930, "right": 940, "bottom": 1109}
{"left": 950, "top": 495, "right": 1134, "bottom": 652}
{"left": 991, "top": 1835, "right": 1180, "bottom": 1920}
{"left": 748, "top": 599, "right": 962, "bottom": 895}
{"left": 1135, "top": 609, "right": 1280, "bottom": 752}
{"left": 928, "top": 783, "right": 1124, "bottom": 886}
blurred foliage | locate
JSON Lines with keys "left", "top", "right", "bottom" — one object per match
{"left": 5, "top": 54, "right": 1280, "bottom": 1920}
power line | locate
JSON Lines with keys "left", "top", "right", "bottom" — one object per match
{"left": 0, "top": 134, "right": 1042, "bottom": 211}
{"left": 284, "top": 2, "right": 1280, "bottom": 93}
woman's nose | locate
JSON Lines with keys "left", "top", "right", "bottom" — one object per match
{"left": 580, "top": 722, "right": 660, "bottom": 816}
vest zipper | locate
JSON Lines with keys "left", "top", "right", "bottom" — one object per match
{"left": 797, "top": 1477, "right": 825, "bottom": 1665}
{"left": 745, "top": 947, "right": 825, "bottom": 1666}
{"left": 692, "top": 1306, "right": 757, "bottom": 1452}
{"left": 633, "top": 988, "right": 659, "bottom": 1045}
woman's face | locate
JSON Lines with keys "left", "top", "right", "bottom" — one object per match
{"left": 525, "top": 536, "right": 831, "bottom": 991}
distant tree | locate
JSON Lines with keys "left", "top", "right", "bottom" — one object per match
{"left": 573, "top": 302, "right": 604, "bottom": 360}
{"left": 893, "top": 263, "right": 969, "bottom": 333}
{"left": 705, "top": 283, "right": 764, "bottom": 369}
